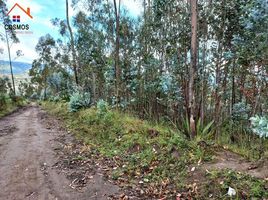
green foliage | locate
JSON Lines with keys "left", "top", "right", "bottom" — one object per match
{"left": 30, "top": 0, "right": 268, "bottom": 175}
{"left": 205, "top": 169, "right": 268, "bottom": 199}
{"left": 232, "top": 101, "right": 251, "bottom": 122}
{"left": 68, "top": 92, "right": 91, "bottom": 112}
{"left": 181, "top": 116, "right": 190, "bottom": 138}
{"left": 30, "top": 92, "right": 39, "bottom": 100}
{"left": 96, "top": 99, "right": 109, "bottom": 116}
{"left": 250, "top": 115, "right": 268, "bottom": 138}
{"left": 47, "top": 72, "right": 73, "bottom": 101}
{"left": 49, "top": 95, "right": 61, "bottom": 102}
{"left": 0, "top": 77, "right": 12, "bottom": 94}
{"left": 0, "top": 94, "right": 26, "bottom": 117}
{"left": 0, "top": 93, "right": 9, "bottom": 110}
{"left": 18, "top": 80, "right": 34, "bottom": 98}
{"left": 196, "top": 119, "right": 214, "bottom": 140}
{"left": 0, "top": 77, "right": 26, "bottom": 115}
{"left": 96, "top": 99, "right": 115, "bottom": 124}
{"left": 181, "top": 117, "right": 214, "bottom": 140}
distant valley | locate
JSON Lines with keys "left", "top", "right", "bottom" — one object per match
{"left": 0, "top": 60, "right": 31, "bottom": 76}
{"left": 0, "top": 60, "right": 31, "bottom": 86}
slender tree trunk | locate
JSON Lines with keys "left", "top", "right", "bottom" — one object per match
{"left": 214, "top": 0, "right": 227, "bottom": 137}
{"left": 44, "top": 70, "right": 47, "bottom": 100}
{"left": 5, "top": 30, "right": 15, "bottom": 95}
{"left": 231, "top": 60, "right": 236, "bottom": 115}
{"left": 239, "top": 72, "right": 245, "bottom": 101}
{"left": 92, "top": 72, "right": 96, "bottom": 104}
{"left": 200, "top": 0, "right": 211, "bottom": 126}
{"left": 252, "top": 66, "right": 261, "bottom": 116}
{"left": 200, "top": 45, "right": 206, "bottom": 126}
{"left": 66, "top": 0, "right": 79, "bottom": 85}
{"left": 113, "top": 0, "right": 121, "bottom": 106}
{"left": 221, "top": 62, "right": 230, "bottom": 120}
{"left": 214, "top": 53, "right": 222, "bottom": 137}
{"left": 189, "top": 0, "right": 198, "bottom": 138}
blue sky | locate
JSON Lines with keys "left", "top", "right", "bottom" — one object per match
{"left": 0, "top": 0, "right": 142, "bottom": 64}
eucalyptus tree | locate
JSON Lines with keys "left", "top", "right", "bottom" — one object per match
{"left": 73, "top": 10, "right": 108, "bottom": 102}
{"left": 189, "top": 0, "right": 198, "bottom": 138}
{"left": 0, "top": 0, "right": 19, "bottom": 95}
{"left": 113, "top": 0, "right": 121, "bottom": 106}
{"left": 30, "top": 0, "right": 267, "bottom": 141}
{"left": 232, "top": 0, "right": 268, "bottom": 115}
{"left": 71, "top": 0, "right": 138, "bottom": 106}
{"left": 66, "top": 0, "right": 79, "bottom": 85}
{"left": 30, "top": 34, "right": 57, "bottom": 99}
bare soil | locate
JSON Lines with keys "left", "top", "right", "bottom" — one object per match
{"left": 0, "top": 105, "right": 120, "bottom": 200}
{"left": 203, "top": 149, "right": 268, "bottom": 179}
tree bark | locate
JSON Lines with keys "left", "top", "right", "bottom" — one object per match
{"left": 200, "top": 0, "right": 212, "bottom": 126}
{"left": 189, "top": 0, "right": 198, "bottom": 138}
{"left": 66, "top": 0, "right": 79, "bottom": 85}
{"left": 113, "top": 0, "right": 121, "bottom": 106}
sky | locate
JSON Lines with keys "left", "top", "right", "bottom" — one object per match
{"left": 0, "top": 0, "right": 143, "bottom": 64}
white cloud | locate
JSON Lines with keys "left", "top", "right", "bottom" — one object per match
{"left": 0, "top": 39, "right": 38, "bottom": 63}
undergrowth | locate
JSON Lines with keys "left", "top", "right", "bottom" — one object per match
{"left": 0, "top": 96, "right": 27, "bottom": 118}
{"left": 42, "top": 101, "right": 267, "bottom": 199}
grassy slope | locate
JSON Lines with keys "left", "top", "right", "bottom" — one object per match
{"left": 0, "top": 99, "right": 26, "bottom": 118}
{"left": 42, "top": 102, "right": 267, "bottom": 199}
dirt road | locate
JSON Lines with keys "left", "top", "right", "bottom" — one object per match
{"left": 0, "top": 106, "right": 119, "bottom": 200}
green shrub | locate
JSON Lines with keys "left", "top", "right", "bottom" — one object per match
{"left": 96, "top": 100, "right": 117, "bottom": 126}
{"left": 30, "top": 92, "right": 38, "bottom": 100}
{"left": 96, "top": 100, "right": 109, "bottom": 116}
{"left": 250, "top": 115, "right": 268, "bottom": 138}
{"left": 49, "top": 95, "right": 61, "bottom": 102}
{"left": 69, "top": 92, "right": 91, "bottom": 112}
{"left": 232, "top": 101, "right": 251, "bottom": 122}
{"left": 0, "top": 94, "right": 7, "bottom": 110}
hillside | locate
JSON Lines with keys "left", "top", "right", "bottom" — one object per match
{"left": 0, "top": 60, "right": 31, "bottom": 75}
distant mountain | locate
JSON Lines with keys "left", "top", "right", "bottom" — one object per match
{"left": 0, "top": 60, "right": 32, "bottom": 75}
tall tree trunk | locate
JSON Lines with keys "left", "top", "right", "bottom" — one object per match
{"left": 5, "top": 30, "right": 16, "bottom": 95}
{"left": 113, "top": 0, "right": 121, "bottom": 106}
{"left": 214, "top": 52, "right": 222, "bottom": 137}
{"left": 189, "top": 0, "right": 198, "bottom": 138}
{"left": 231, "top": 60, "right": 236, "bottom": 115}
{"left": 200, "top": 0, "right": 211, "bottom": 126}
{"left": 200, "top": 44, "right": 206, "bottom": 127}
{"left": 66, "top": 0, "right": 79, "bottom": 85}
{"left": 214, "top": 0, "right": 227, "bottom": 137}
